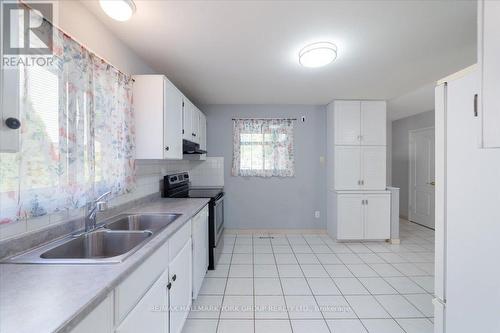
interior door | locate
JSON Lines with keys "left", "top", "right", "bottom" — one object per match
{"left": 409, "top": 127, "right": 435, "bottom": 228}
{"left": 336, "top": 194, "right": 364, "bottom": 240}
{"left": 364, "top": 194, "right": 390, "bottom": 239}
{"left": 334, "top": 146, "right": 361, "bottom": 190}
{"left": 361, "top": 146, "right": 387, "bottom": 190}
{"left": 360, "top": 101, "right": 386, "bottom": 145}
{"left": 334, "top": 101, "right": 361, "bottom": 145}
{"left": 169, "top": 239, "right": 192, "bottom": 333}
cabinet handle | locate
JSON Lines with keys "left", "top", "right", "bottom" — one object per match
{"left": 474, "top": 94, "right": 478, "bottom": 117}
{"left": 172, "top": 274, "right": 177, "bottom": 282}
{"left": 192, "top": 133, "right": 197, "bottom": 137}
{"left": 361, "top": 180, "right": 364, "bottom": 185}
{"left": 165, "top": 146, "right": 169, "bottom": 151}
{"left": 167, "top": 282, "right": 172, "bottom": 290}
{"left": 366, "top": 199, "right": 368, "bottom": 205}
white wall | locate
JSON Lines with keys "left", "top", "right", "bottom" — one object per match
{"left": 204, "top": 105, "right": 327, "bottom": 230}
{"left": 57, "top": 0, "right": 155, "bottom": 75}
{"left": 391, "top": 110, "right": 435, "bottom": 218}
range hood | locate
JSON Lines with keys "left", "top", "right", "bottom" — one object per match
{"left": 183, "top": 140, "right": 207, "bottom": 154}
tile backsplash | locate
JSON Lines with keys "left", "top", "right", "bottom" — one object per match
{"left": 189, "top": 157, "right": 225, "bottom": 187}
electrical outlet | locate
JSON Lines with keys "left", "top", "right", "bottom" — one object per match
{"left": 314, "top": 211, "right": 320, "bottom": 218}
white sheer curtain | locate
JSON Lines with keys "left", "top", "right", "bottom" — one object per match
{"left": 0, "top": 17, "right": 135, "bottom": 224}
{"left": 232, "top": 119, "right": 295, "bottom": 177}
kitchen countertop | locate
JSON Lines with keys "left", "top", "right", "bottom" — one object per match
{"left": 0, "top": 198, "right": 210, "bottom": 333}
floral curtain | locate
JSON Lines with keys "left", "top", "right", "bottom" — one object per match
{"left": 0, "top": 22, "right": 135, "bottom": 224}
{"left": 232, "top": 119, "right": 295, "bottom": 177}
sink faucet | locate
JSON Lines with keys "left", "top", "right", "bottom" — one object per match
{"left": 85, "top": 191, "right": 111, "bottom": 232}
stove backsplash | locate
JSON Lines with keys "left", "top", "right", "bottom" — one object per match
{"left": 189, "top": 157, "right": 224, "bottom": 188}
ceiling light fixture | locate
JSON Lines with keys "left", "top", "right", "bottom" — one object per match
{"left": 299, "top": 42, "right": 337, "bottom": 68}
{"left": 100, "top": 0, "right": 136, "bottom": 22}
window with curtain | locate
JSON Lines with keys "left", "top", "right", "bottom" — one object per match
{"left": 0, "top": 16, "right": 135, "bottom": 224}
{"left": 232, "top": 119, "right": 295, "bottom": 177}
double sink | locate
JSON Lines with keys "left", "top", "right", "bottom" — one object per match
{"left": 7, "top": 214, "right": 181, "bottom": 264}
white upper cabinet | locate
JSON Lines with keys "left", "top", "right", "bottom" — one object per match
{"left": 182, "top": 98, "right": 194, "bottom": 142}
{"left": 334, "top": 146, "right": 386, "bottom": 190}
{"left": 478, "top": 0, "right": 500, "bottom": 148}
{"left": 361, "top": 146, "right": 386, "bottom": 190}
{"left": 334, "top": 101, "right": 361, "bottom": 145}
{"left": 133, "top": 75, "right": 183, "bottom": 159}
{"left": 361, "top": 101, "right": 386, "bottom": 145}
{"left": 334, "top": 146, "right": 362, "bottom": 190}
{"left": 199, "top": 112, "right": 207, "bottom": 151}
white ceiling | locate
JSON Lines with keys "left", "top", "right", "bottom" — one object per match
{"left": 83, "top": 0, "right": 476, "bottom": 106}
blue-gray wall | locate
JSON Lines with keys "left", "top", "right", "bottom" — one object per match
{"left": 391, "top": 110, "right": 435, "bottom": 218}
{"left": 203, "top": 105, "right": 327, "bottom": 230}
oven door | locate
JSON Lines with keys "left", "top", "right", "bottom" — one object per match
{"left": 213, "top": 194, "right": 224, "bottom": 245}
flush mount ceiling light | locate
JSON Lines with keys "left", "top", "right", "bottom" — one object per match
{"left": 299, "top": 42, "right": 337, "bottom": 68}
{"left": 100, "top": 0, "right": 136, "bottom": 22}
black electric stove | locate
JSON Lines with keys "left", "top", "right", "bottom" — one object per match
{"left": 163, "top": 172, "right": 224, "bottom": 270}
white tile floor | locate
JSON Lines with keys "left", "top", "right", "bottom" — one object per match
{"left": 183, "top": 220, "right": 435, "bottom": 333}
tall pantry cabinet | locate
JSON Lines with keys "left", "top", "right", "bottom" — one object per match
{"left": 327, "top": 100, "right": 391, "bottom": 240}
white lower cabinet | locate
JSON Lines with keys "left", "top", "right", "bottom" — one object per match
{"left": 169, "top": 239, "right": 192, "bottom": 333}
{"left": 192, "top": 206, "right": 209, "bottom": 299}
{"left": 335, "top": 192, "right": 390, "bottom": 240}
{"left": 115, "top": 269, "right": 170, "bottom": 333}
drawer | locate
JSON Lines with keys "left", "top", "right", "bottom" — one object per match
{"left": 115, "top": 239, "right": 169, "bottom": 324}
{"left": 169, "top": 220, "right": 191, "bottom": 261}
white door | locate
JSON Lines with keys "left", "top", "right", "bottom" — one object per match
{"left": 360, "top": 101, "right": 386, "bottom": 145}
{"left": 409, "top": 127, "right": 435, "bottom": 228}
{"left": 334, "top": 101, "right": 361, "bottom": 145}
{"left": 334, "top": 146, "right": 362, "bottom": 190}
{"left": 337, "top": 194, "right": 364, "bottom": 240}
{"left": 169, "top": 239, "right": 192, "bottom": 333}
{"left": 364, "top": 194, "right": 391, "bottom": 239}
{"left": 164, "top": 78, "right": 183, "bottom": 159}
{"left": 116, "top": 270, "right": 169, "bottom": 333}
{"left": 182, "top": 98, "right": 192, "bottom": 141}
{"left": 361, "top": 146, "right": 387, "bottom": 190}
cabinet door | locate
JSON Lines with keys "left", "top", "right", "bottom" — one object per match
{"left": 169, "top": 239, "right": 192, "bottom": 333}
{"left": 164, "top": 78, "right": 183, "bottom": 159}
{"left": 182, "top": 98, "right": 193, "bottom": 141}
{"left": 116, "top": 270, "right": 169, "bottom": 333}
{"left": 199, "top": 112, "right": 207, "bottom": 151}
{"left": 361, "top": 147, "right": 386, "bottom": 190}
{"left": 479, "top": 0, "right": 500, "bottom": 148}
{"left": 334, "top": 101, "right": 361, "bottom": 145}
{"left": 337, "top": 194, "right": 364, "bottom": 240}
{"left": 361, "top": 101, "right": 386, "bottom": 145}
{"left": 191, "top": 107, "right": 200, "bottom": 144}
{"left": 334, "top": 146, "right": 362, "bottom": 190}
{"left": 192, "top": 207, "right": 208, "bottom": 299}
{"left": 364, "top": 194, "right": 390, "bottom": 239}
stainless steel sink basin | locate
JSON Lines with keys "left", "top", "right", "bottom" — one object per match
{"left": 105, "top": 214, "right": 181, "bottom": 233}
{"left": 40, "top": 230, "right": 152, "bottom": 260}
{"left": 5, "top": 213, "right": 182, "bottom": 264}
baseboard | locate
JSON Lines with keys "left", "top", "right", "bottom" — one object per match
{"left": 224, "top": 228, "right": 327, "bottom": 235}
